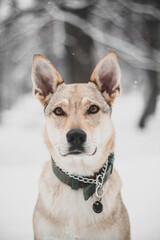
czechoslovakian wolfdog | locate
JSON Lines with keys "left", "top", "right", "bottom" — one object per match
{"left": 32, "top": 51, "right": 130, "bottom": 240}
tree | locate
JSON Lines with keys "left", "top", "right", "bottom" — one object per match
{"left": 0, "top": 0, "right": 159, "bottom": 127}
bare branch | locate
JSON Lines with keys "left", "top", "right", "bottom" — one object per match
{"left": 90, "top": 7, "right": 125, "bottom": 29}
{"left": 55, "top": 0, "right": 97, "bottom": 10}
{"left": 44, "top": 4, "right": 160, "bottom": 72}
{"left": 0, "top": 15, "right": 51, "bottom": 51}
{"left": 117, "top": 0, "right": 160, "bottom": 20}
{"left": 0, "top": 5, "right": 45, "bottom": 29}
{"left": 1, "top": 3, "right": 159, "bottom": 72}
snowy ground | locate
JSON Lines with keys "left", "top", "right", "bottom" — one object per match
{"left": 0, "top": 92, "right": 160, "bottom": 240}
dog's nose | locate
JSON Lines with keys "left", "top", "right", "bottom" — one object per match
{"left": 66, "top": 129, "right": 87, "bottom": 145}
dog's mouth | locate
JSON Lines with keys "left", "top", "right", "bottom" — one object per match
{"left": 68, "top": 150, "right": 84, "bottom": 155}
{"left": 60, "top": 147, "right": 97, "bottom": 157}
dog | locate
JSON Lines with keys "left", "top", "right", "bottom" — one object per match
{"left": 32, "top": 51, "right": 130, "bottom": 240}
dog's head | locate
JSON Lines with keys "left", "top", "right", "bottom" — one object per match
{"left": 32, "top": 52, "right": 121, "bottom": 175}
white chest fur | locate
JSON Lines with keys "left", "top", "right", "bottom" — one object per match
{"left": 34, "top": 161, "right": 123, "bottom": 240}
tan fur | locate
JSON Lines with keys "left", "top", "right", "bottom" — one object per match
{"left": 32, "top": 52, "right": 130, "bottom": 240}
{"left": 90, "top": 51, "right": 121, "bottom": 105}
{"left": 32, "top": 54, "right": 63, "bottom": 105}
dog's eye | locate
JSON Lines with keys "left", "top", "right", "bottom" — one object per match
{"left": 88, "top": 105, "right": 100, "bottom": 114}
{"left": 54, "top": 107, "right": 65, "bottom": 116}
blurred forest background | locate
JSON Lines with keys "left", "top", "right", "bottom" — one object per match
{"left": 0, "top": 0, "right": 160, "bottom": 127}
{"left": 0, "top": 1, "right": 160, "bottom": 240}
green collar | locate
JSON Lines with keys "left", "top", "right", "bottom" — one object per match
{"left": 51, "top": 153, "right": 115, "bottom": 201}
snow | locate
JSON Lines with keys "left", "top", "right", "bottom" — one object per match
{"left": 113, "top": 94, "right": 160, "bottom": 240}
{"left": 0, "top": 93, "right": 160, "bottom": 240}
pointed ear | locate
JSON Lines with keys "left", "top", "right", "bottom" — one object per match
{"left": 90, "top": 51, "right": 121, "bottom": 104}
{"left": 32, "top": 54, "right": 63, "bottom": 105}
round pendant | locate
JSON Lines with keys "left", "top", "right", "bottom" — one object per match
{"left": 93, "top": 201, "right": 103, "bottom": 213}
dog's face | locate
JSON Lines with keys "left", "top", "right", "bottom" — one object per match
{"left": 32, "top": 52, "right": 121, "bottom": 175}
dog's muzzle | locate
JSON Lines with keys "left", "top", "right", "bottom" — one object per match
{"left": 66, "top": 128, "right": 87, "bottom": 154}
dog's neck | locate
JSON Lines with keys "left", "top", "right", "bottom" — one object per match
{"left": 51, "top": 152, "right": 115, "bottom": 201}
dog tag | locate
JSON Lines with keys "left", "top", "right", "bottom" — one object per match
{"left": 93, "top": 201, "right": 103, "bottom": 213}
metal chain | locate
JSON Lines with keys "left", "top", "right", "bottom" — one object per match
{"left": 67, "top": 174, "right": 96, "bottom": 184}
{"left": 57, "top": 160, "right": 108, "bottom": 186}
{"left": 95, "top": 161, "right": 108, "bottom": 199}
